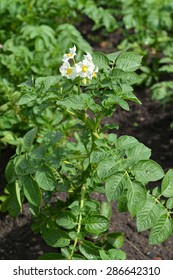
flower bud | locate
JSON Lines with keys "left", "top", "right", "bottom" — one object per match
{"left": 81, "top": 78, "right": 87, "bottom": 85}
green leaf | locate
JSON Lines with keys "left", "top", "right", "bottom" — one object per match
{"left": 35, "top": 166, "right": 56, "bottom": 191}
{"left": 90, "top": 150, "right": 110, "bottom": 164}
{"left": 1, "top": 196, "right": 20, "bottom": 217}
{"left": 117, "top": 135, "right": 139, "bottom": 150}
{"left": 107, "top": 51, "right": 122, "bottom": 63}
{"left": 126, "top": 143, "right": 151, "bottom": 161}
{"left": 108, "top": 249, "right": 126, "bottom": 260}
{"left": 103, "top": 96, "right": 130, "bottom": 111}
{"left": 111, "top": 69, "right": 142, "bottom": 85}
{"left": 28, "top": 202, "right": 40, "bottom": 216}
{"left": 127, "top": 181, "right": 147, "bottom": 217}
{"left": 111, "top": 68, "right": 127, "bottom": 79}
{"left": 107, "top": 232, "right": 124, "bottom": 249}
{"left": 22, "top": 176, "right": 42, "bottom": 207}
{"left": 97, "top": 158, "right": 117, "bottom": 179}
{"left": 136, "top": 194, "right": 165, "bottom": 232}
{"left": 131, "top": 160, "right": 165, "bottom": 185}
{"left": 99, "top": 249, "right": 126, "bottom": 260}
{"left": 79, "top": 240, "right": 100, "bottom": 260}
{"left": 149, "top": 214, "right": 173, "bottom": 245}
{"left": 56, "top": 211, "right": 77, "bottom": 229}
{"left": 57, "top": 93, "right": 90, "bottom": 111}
{"left": 18, "top": 93, "right": 37, "bottom": 105}
{"left": 166, "top": 198, "right": 173, "bottom": 209}
{"left": 99, "top": 250, "right": 110, "bottom": 260}
{"left": 35, "top": 76, "right": 59, "bottom": 91}
{"left": 1, "top": 183, "right": 21, "bottom": 217}
{"left": 84, "top": 215, "right": 109, "bottom": 234}
{"left": 152, "top": 186, "right": 161, "bottom": 198}
{"left": 161, "top": 169, "right": 173, "bottom": 198}
{"left": 122, "top": 72, "right": 142, "bottom": 85}
{"left": 117, "top": 190, "right": 128, "bottom": 212}
{"left": 105, "top": 172, "right": 128, "bottom": 201}
{"left": 5, "top": 160, "right": 16, "bottom": 183}
{"left": 83, "top": 200, "right": 100, "bottom": 215}
{"left": 123, "top": 91, "right": 141, "bottom": 104}
{"left": 23, "top": 127, "right": 37, "bottom": 150}
{"left": 92, "top": 52, "right": 109, "bottom": 70}
{"left": 102, "top": 123, "right": 119, "bottom": 131}
{"left": 100, "top": 201, "right": 112, "bottom": 220}
{"left": 42, "top": 229, "right": 70, "bottom": 248}
{"left": 72, "top": 254, "right": 86, "bottom": 260}
{"left": 14, "top": 155, "right": 34, "bottom": 176}
{"left": 57, "top": 23, "right": 92, "bottom": 54}
{"left": 116, "top": 52, "right": 142, "bottom": 72}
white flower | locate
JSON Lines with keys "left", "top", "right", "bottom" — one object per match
{"left": 59, "top": 47, "right": 99, "bottom": 80}
{"left": 75, "top": 59, "right": 95, "bottom": 79}
{"left": 83, "top": 52, "right": 93, "bottom": 62}
{"left": 59, "top": 61, "right": 77, "bottom": 80}
{"left": 62, "top": 45, "right": 76, "bottom": 62}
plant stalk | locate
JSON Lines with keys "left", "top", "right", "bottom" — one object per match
{"left": 68, "top": 184, "right": 86, "bottom": 259}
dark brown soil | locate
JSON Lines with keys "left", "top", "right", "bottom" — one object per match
{"left": 0, "top": 88, "right": 173, "bottom": 260}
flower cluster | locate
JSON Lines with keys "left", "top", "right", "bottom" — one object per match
{"left": 59, "top": 46, "right": 98, "bottom": 80}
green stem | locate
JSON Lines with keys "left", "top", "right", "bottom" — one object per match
{"left": 94, "top": 111, "right": 105, "bottom": 131}
{"left": 155, "top": 197, "right": 171, "bottom": 218}
{"left": 68, "top": 184, "right": 86, "bottom": 260}
{"left": 67, "top": 112, "right": 101, "bottom": 259}
{"left": 78, "top": 79, "right": 81, "bottom": 95}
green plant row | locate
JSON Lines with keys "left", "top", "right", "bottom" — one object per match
{"left": 1, "top": 0, "right": 173, "bottom": 148}
{"left": 1, "top": 48, "right": 173, "bottom": 260}
{"left": 0, "top": 0, "right": 119, "bottom": 147}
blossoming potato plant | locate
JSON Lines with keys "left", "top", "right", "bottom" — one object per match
{"left": 1, "top": 47, "right": 173, "bottom": 260}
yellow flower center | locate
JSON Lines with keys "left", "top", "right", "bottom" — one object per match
{"left": 93, "top": 72, "right": 97, "bottom": 78}
{"left": 66, "top": 68, "right": 72, "bottom": 75}
{"left": 67, "top": 53, "right": 72, "bottom": 58}
{"left": 82, "top": 65, "right": 88, "bottom": 72}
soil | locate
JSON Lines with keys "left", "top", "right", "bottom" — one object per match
{"left": 0, "top": 23, "right": 173, "bottom": 260}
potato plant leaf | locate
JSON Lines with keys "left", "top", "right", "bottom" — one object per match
{"left": 116, "top": 52, "right": 142, "bottom": 72}
{"left": 22, "top": 176, "right": 42, "bottom": 207}
{"left": 42, "top": 229, "right": 70, "bottom": 248}
{"left": 149, "top": 214, "right": 173, "bottom": 245}
{"left": 99, "top": 249, "right": 126, "bottom": 260}
{"left": 23, "top": 127, "right": 37, "bottom": 150}
{"left": 107, "top": 232, "right": 124, "bottom": 249}
{"left": 35, "top": 166, "right": 57, "bottom": 191}
{"left": 105, "top": 172, "right": 128, "bottom": 201}
{"left": 137, "top": 194, "right": 165, "bottom": 232}
{"left": 131, "top": 160, "right": 165, "bottom": 185}
{"left": 84, "top": 214, "right": 109, "bottom": 234}
{"left": 56, "top": 211, "right": 77, "bottom": 230}
{"left": 79, "top": 240, "right": 100, "bottom": 260}
{"left": 92, "top": 52, "right": 109, "bottom": 69}
{"left": 18, "top": 93, "right": 37, "bottom": 105}
{"left": 97, "top": 158, "right": 117, "bottom": 179}
{"left": 161, "top": 169, "right": 173, "bottom": 198}
{"left": 127, "top": 181, "right": 147, "bottom": 218}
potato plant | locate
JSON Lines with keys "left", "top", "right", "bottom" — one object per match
{"left": 1, "top": 48, "right": 173, "bottom": 260}
{"left": 0, "top": 0, "right": 94, "bottom": 147}
{"left": 96, "top": 0, "right": 173, "bottom": 101}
